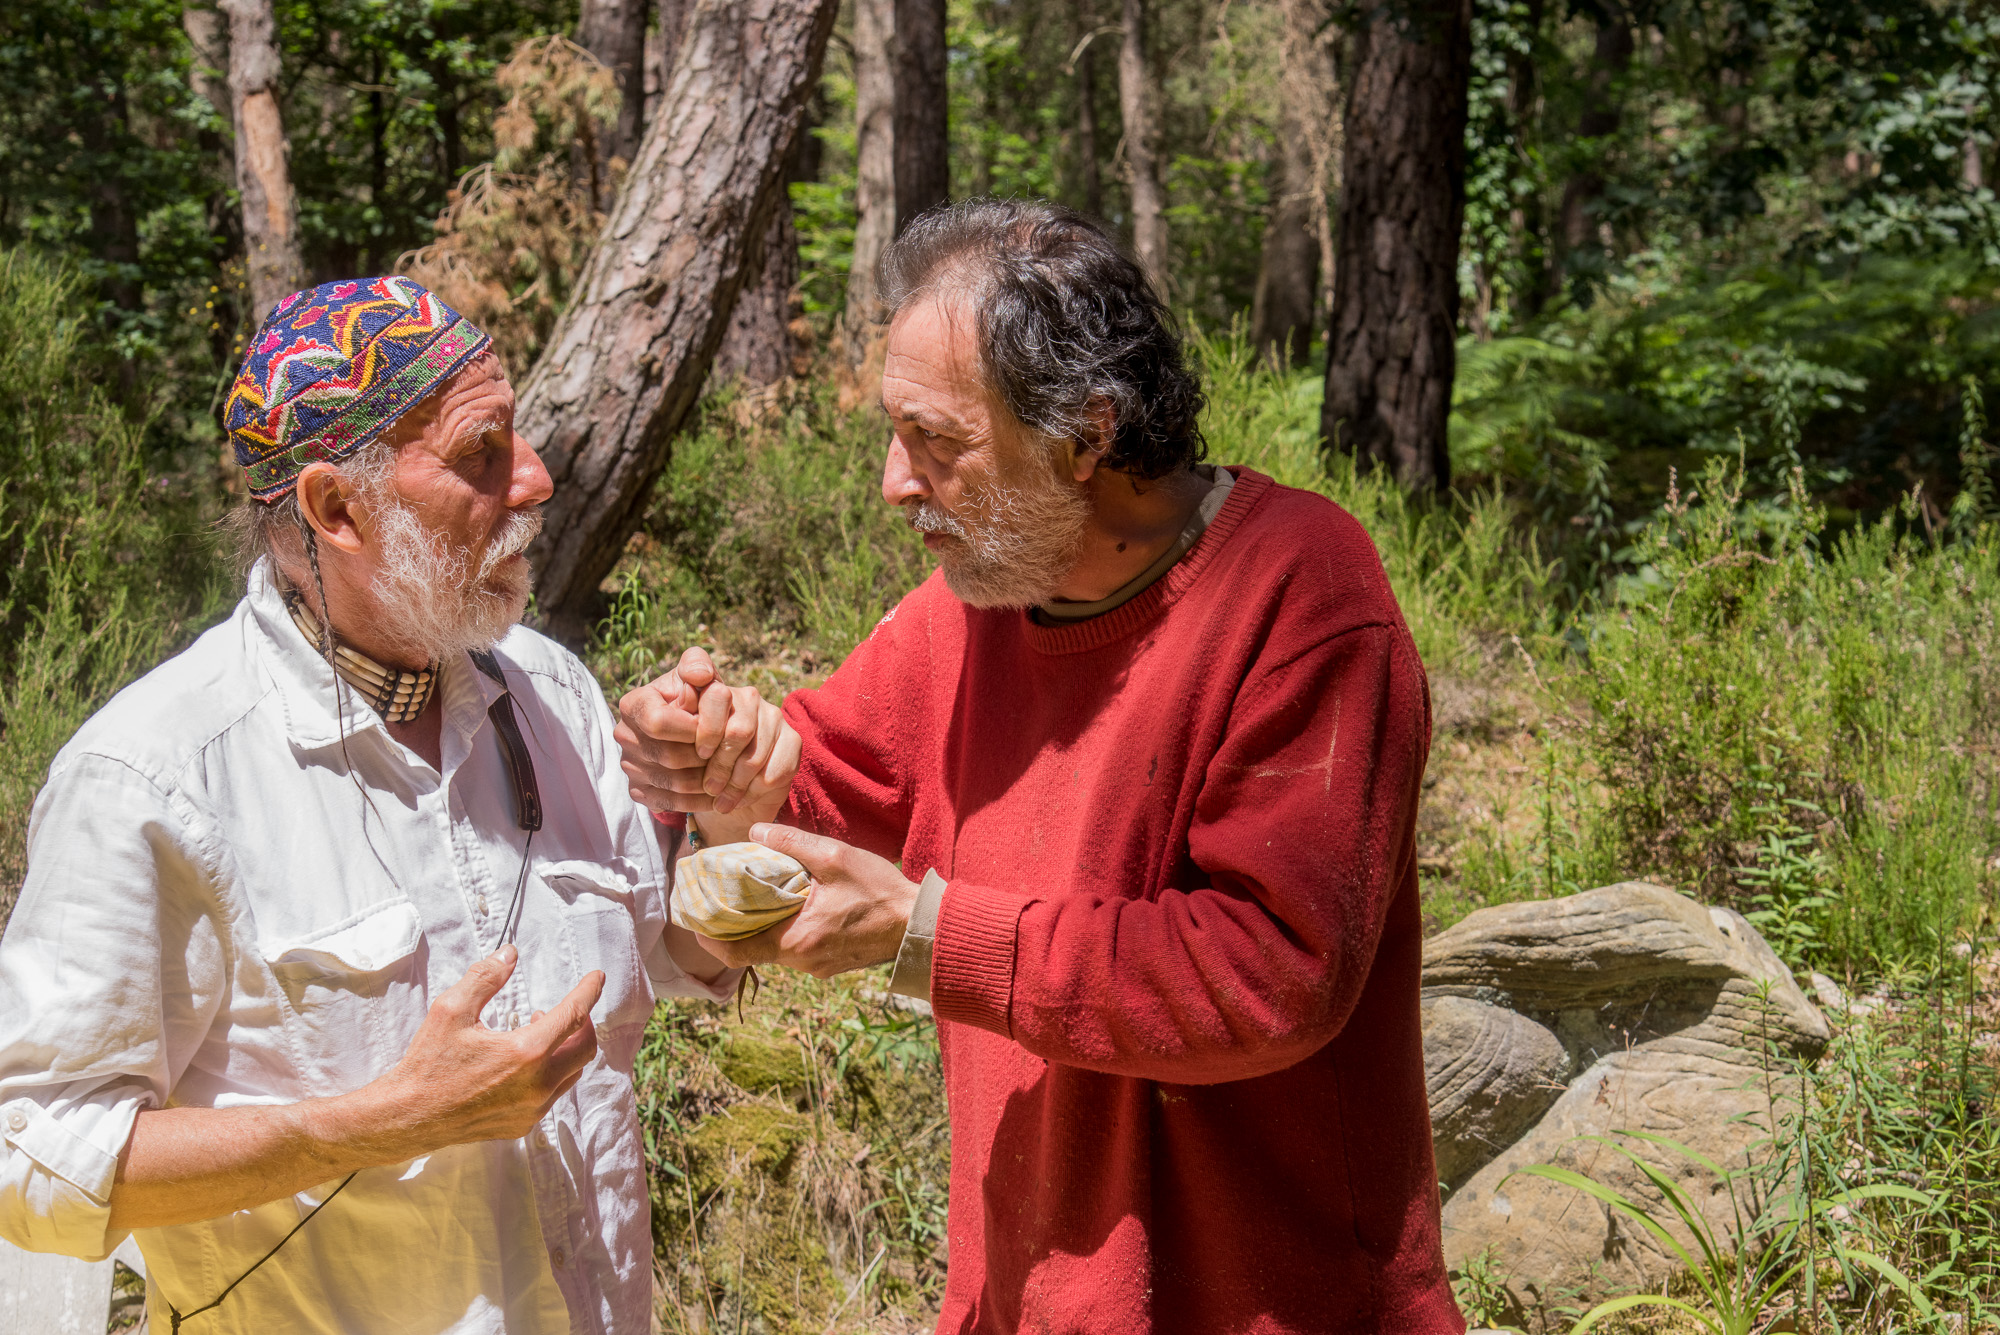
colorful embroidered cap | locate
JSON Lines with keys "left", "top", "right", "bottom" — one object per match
{"left": 225, "top": 276, "right": 493, "bottom": 501}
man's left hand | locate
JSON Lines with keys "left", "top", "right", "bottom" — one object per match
{"left": 692, "top": 823, "right": 919, "bottom": 979}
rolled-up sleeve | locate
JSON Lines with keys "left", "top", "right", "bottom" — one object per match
{"left": 0, "top": 752, "right": 227, "bottom": 1259}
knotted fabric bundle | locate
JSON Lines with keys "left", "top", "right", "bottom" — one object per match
{"left": 672, "top": 843, "right": 812, "bottom": 941}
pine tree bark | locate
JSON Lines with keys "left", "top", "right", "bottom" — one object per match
{"left": 714, "top": 101, "right": 816, "bottom": 388}
{"left": 1320, "top": 0, "right": 1472, "bottom": 493}
{"left": 712, "top": 201, "right": 800, "bottom": 386}
{"left": 219, "top": 0, "right": 306, "bottom": 319}
{"left": 1250, "top": 0, "right": 1339, "bottom": 368}
{"left": 578, "top": 0, "right": 651, "bottom": 170}
{"left": 1073, "top": 15, "right": 1104, "bottom": 218}
{"left": 844, "top": 0, "right": 898, "bottom": 371}
{"left": 1117, "top": 0, "right": 1168, "bottom": 294}
{"left": 893, "top": 0, "right": 949, "bottom": 232}
{"left": 1555, "top": 3, "right": 1632, "bottom": 283}
{"left": 516, "top": 0, "right": 841, "bottom": 636}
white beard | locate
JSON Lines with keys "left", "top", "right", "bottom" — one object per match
{"left": 906, "top": 453, "right": 1090, "bottom": 609}
{"left": 365, "top": 494, "right": 542, "bottom": 662}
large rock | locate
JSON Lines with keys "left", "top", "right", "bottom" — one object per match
{"left": 1421, "top": 882, "right": 1830, "bottom": 1316}
{"left": 1423, "top": 996, "right": 1569, "bottom": 1189}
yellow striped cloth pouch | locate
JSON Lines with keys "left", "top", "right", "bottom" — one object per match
{"left": 671, "top": 842, "right": 812, "bottom": 941}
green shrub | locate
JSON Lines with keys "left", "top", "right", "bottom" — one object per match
{"left": 1552, "top": 448, "right": 1999, "bottom": 972}
{"left": 0, "top": 248, "right": 229, "bottom": 914}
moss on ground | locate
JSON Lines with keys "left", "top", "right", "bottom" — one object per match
{"left": 714, "top": 1033, "right": 813, "bottom": 1103}
{"left": 686, "top": 1103, "right": 812, "bottom": 1189}
{"left": 637, "top": 971, "right": 949, "bottom": 1333}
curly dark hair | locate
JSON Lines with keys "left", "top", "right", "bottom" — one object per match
{"left": 878, "top": 199, "right": 1207, "bottom": 479}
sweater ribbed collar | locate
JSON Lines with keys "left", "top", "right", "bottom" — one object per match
{"left": 1017, "top": 466, "right": 1270, "bottom": 656}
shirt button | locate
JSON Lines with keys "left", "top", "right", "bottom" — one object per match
{"left": 551, "top": 1248, "right": 565, "bottom": 1267}
{"left": 5, "top": 1108, "right": 26, "bottom": 1133}
{"left": 476, "top": 894, "right": 488, "bottom": 915}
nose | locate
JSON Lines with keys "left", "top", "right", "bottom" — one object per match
{"left": 509, "top": 430, "right": 555, "bottom": 509}
{"left": 882, "top": 432, "right": 929, "bottom": 508}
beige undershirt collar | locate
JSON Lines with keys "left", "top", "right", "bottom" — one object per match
{"left": 1032, "top": 465, "right": 1235, "bottom": 625}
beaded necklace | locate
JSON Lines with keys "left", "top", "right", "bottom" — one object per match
{"left": 285, "top": 593, "right": 439, "bottom": 723}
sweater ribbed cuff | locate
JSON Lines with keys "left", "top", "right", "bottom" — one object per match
{"left": 928, "top": 881, "right": 1028, "bottom": 1037}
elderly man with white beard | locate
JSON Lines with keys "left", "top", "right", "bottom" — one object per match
{"left": 0, "top": 278, "right": 796, "bottom": 1335}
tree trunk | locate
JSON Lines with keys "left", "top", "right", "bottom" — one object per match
{"left": 184, "top": 4, "right": 247, "bottom": 453}
{"left": 1117, "top": 0, "right": 1168, "bottom": 295}
{"left": 1555, "top": 5, "right": 1631, "bottom": 285}
{"left": 843, "top": 0, "right": 898, "bottom": 372}
{"left": 712, "top": 201, "right": 801, "bottom": 386}
{"left": 1249, "top": 0, "right": 1339, "bottom": 368}
{"left": 182, "top": 6, "right": 232, "bottom": 130}
{"left": 578, "top": 0, "right": 650, "bottom": 171}
{"left": 1505, "top": 0, "right": 1552, "bottom": 318}
{"left": 892, "top": 0, "right": 949, "bottom": 232}
{"left": 1073, "top": 3, "right": 1103, "bottom": 217}
{"left": 516, "top": 0, "right": 840, "bottom": 637}
{"left": 1320, "top": 0, "right": 1472, "bottom": 493}
{"left": 644, "top": 0, "right": 694, "bottom": 130}
{"left": 220, "top": 0, "right": 306, "bottom": 319}
{"left": 714, "top": 97, "right": 816, "bottom": 388}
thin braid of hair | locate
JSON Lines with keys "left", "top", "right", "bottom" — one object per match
{"left": 296, "top": 513, "right": 398, "bottom": 877}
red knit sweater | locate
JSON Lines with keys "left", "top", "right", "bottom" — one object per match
{"left": 781, "top": 468, "right": 1463, "bottom": 1335}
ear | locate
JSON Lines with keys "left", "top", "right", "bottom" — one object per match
{"left": 1069, "top": 398, "right": 1117, "bottom": 483}
{"left": 295, "top": 461, "right": 368, "bottom": 558}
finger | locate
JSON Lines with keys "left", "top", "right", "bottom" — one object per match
{"left": 621, "top": 758, "right": 722, "bottom": 797}
{"left": 627, "top": 779, "right": 718, "bottom": 814}
{"left": 695, "top": 680, "right": 732, "bottom": 760}
{"left": 618, "top": 682, "right": 699, "bottom": 745}
{"left": 699, "top": 928, "right": 783, "bottom": 968}
{"left": 526, "top": 970, "right": 605, "bottom": 1049}
{"left": 545, "top": 1013, "right": 599, "bottom": 1080}
{"left": 742, "top": 724, "right": 803, "bottom": 809}
{"left": 436, "top": 945, "right": 518, "bottom": 1023}
{"left": 616, "top": 732, "right": 709, "bottom": 770}
{"left": 719, "top": 702, "right": 781, "bottom": 811}
{"left": 539, "top": 1050, "right": 594, "bottom": 1114}
{"left": 676, "top": 646, "right": 718, "bottom": 693}
{"left": 704, "top": 686, "right": 762, "bottom": 798}
{"left": 749, "top": 823, "right": 849, "bottom": 880}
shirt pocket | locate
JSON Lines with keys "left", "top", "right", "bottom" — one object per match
{"left": 538, "top": 860, "right": 655, "bottom": 1033}
{"left": 262, "top": 897, "right": 427, "bottom": 1090}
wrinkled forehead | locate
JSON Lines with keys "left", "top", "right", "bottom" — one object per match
{"left": 382, "top": 351, "right": 514, "bottom": 453}
{"left": 882, "top": 289, "right": 1002, "bottom": 421}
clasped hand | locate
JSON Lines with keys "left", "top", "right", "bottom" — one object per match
{"left": 615, "top": 646, "right": 801, "bottom": 844}
{"left": 615, "top": 648, "right": 919, "bottom": 978}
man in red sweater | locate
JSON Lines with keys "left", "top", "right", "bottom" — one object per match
{"left": 616, "top": 200, "right": 1463, "bottom": 1334}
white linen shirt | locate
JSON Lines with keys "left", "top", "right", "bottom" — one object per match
{"left": 0, "top": 560, "right": 732, "bottom": 1335}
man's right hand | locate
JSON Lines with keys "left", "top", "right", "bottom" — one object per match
{"left": 109, "top": 947, "right": 605, "bottom": 1233}
{"left": 361, "top": 946, "right": 602, "bottom": 1158}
